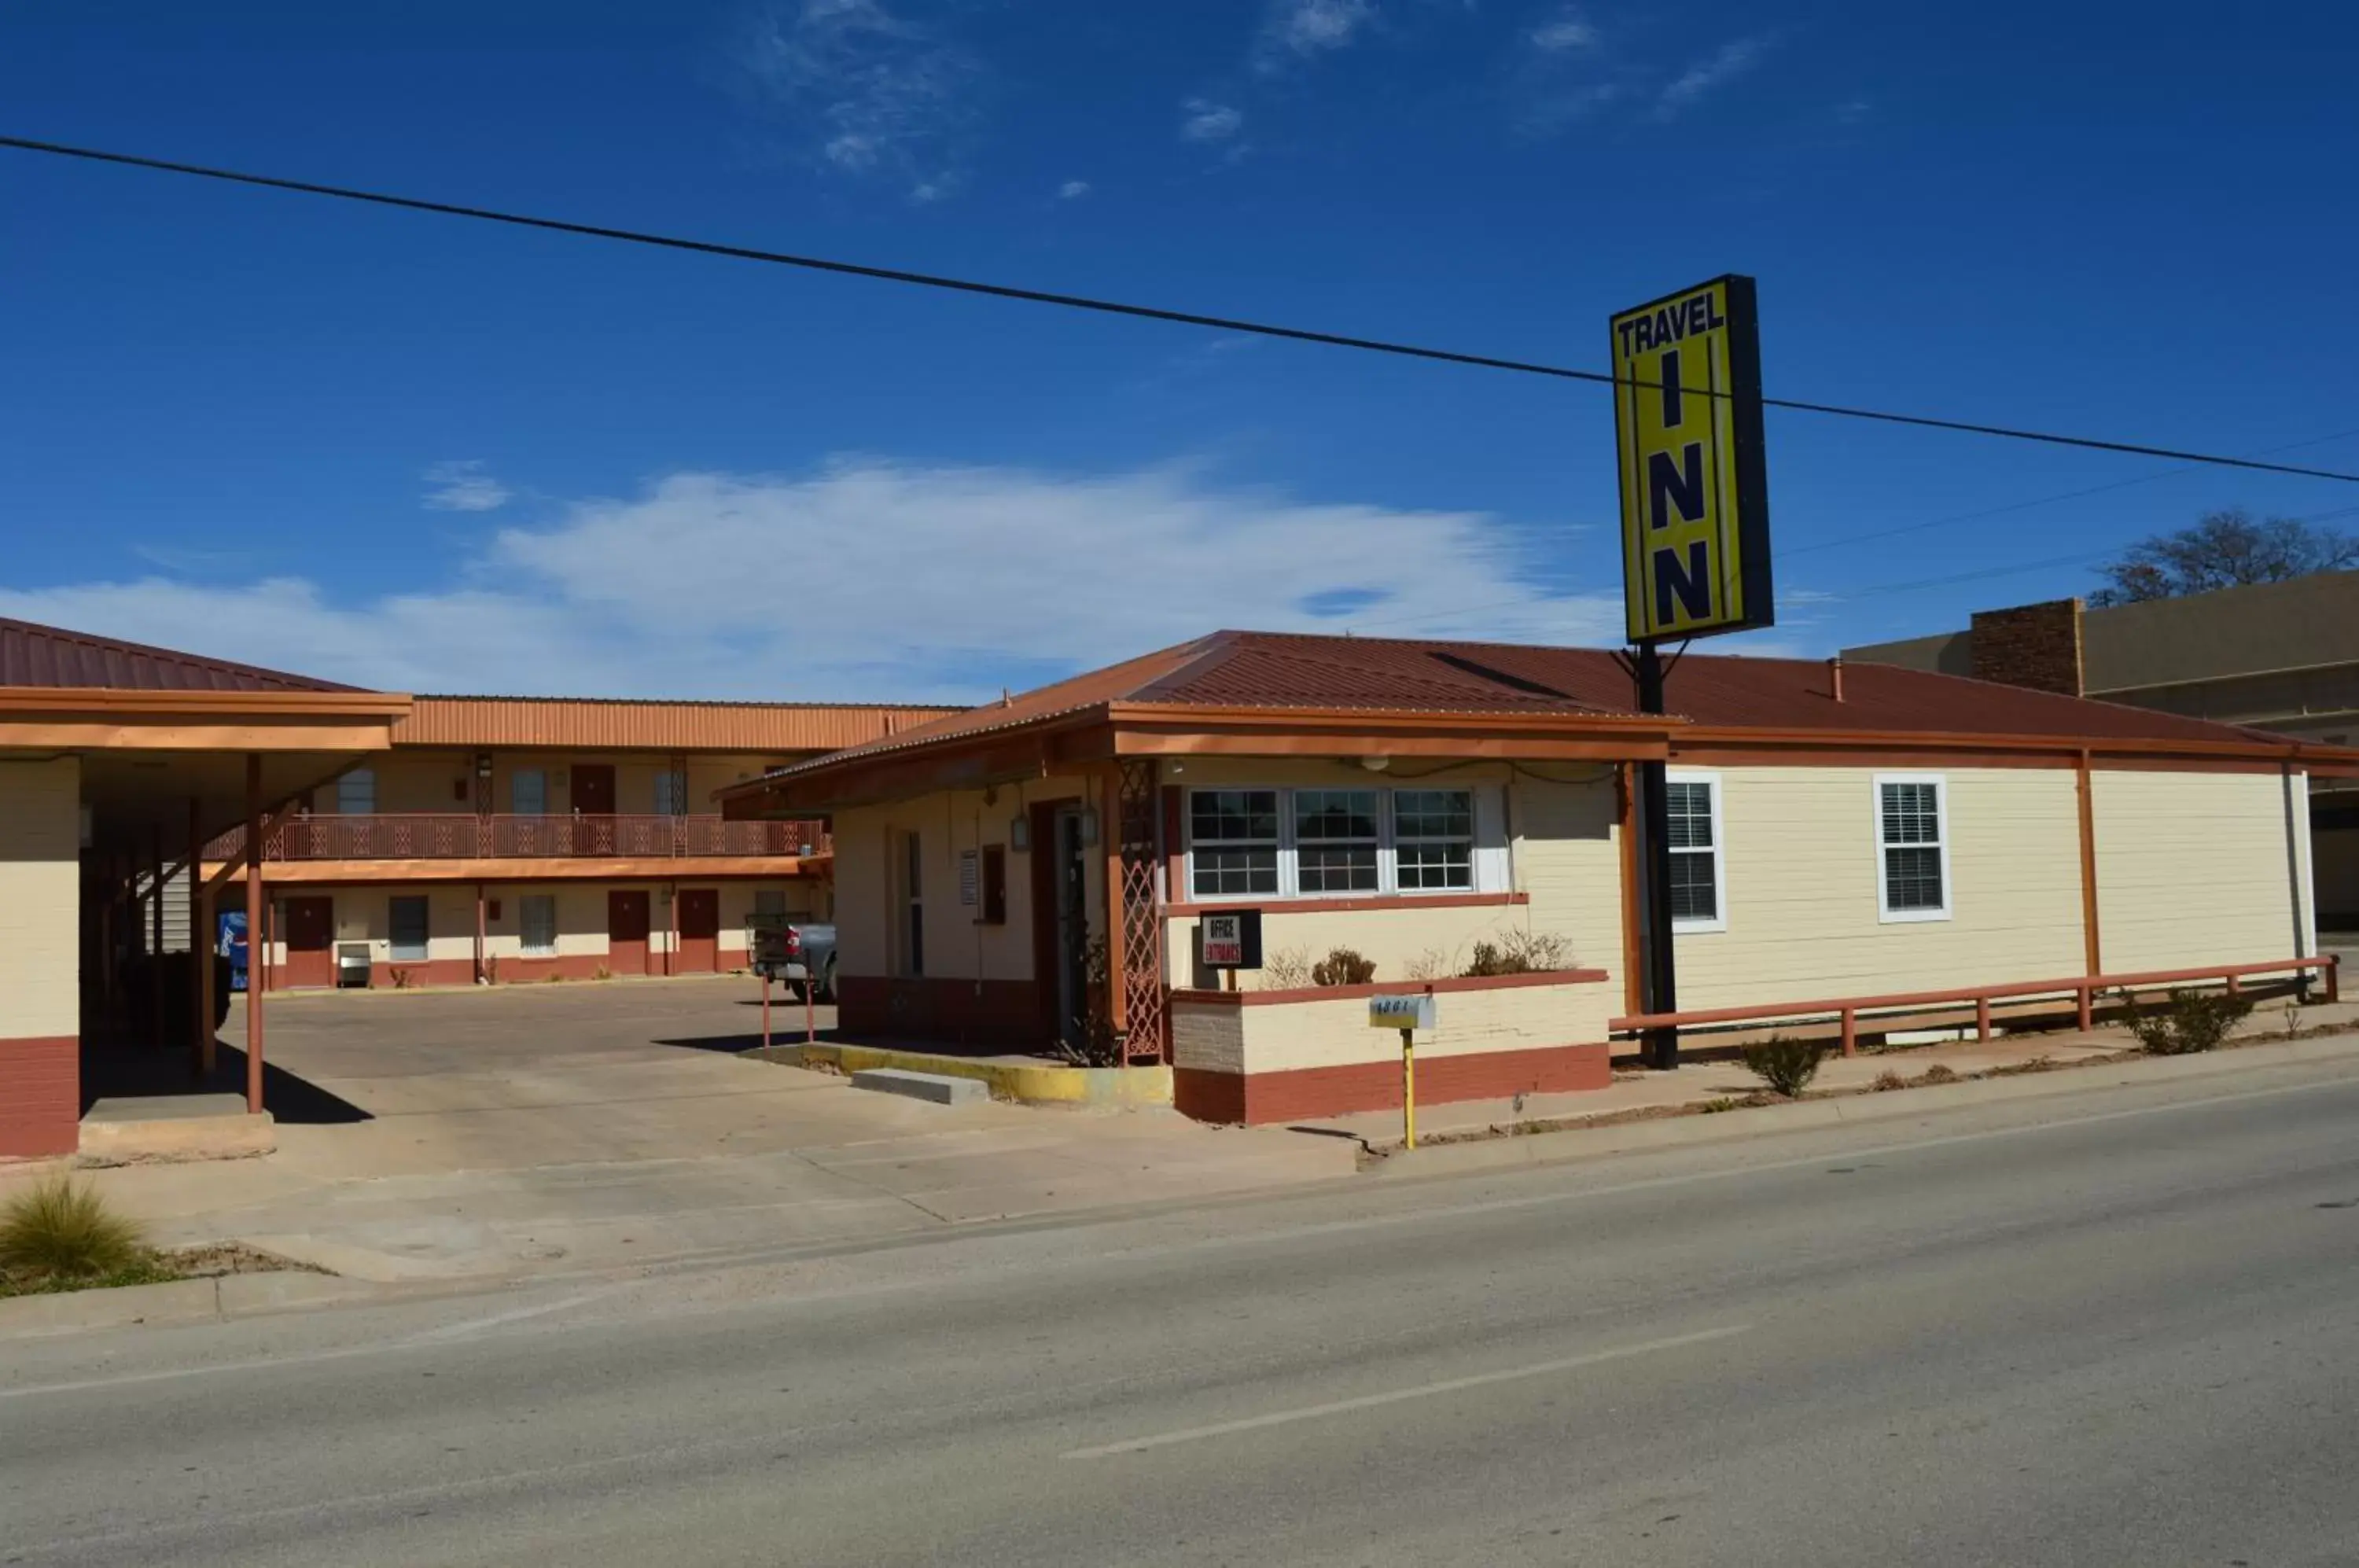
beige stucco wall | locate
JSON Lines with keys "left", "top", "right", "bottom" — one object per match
{"left": 0, "top": 756, "right": 81, "bottom": 1039}
{"left": 1670, "top": 764, "right": 2086, "bottom": 1010}
{"left": 319, "top": 751, "right": 790, "bottom": 817}
{"left": 1172, "top": 980, "right": 1619, "bottom": 1076}
{"left": 273, "top": 879, "right": 816, "bottom": 972}
{"left": 2092, "top": 767, "right": 2309, "bottom": 973}
{"left": 834, "top": 777, "right": 1097, "bottom": 981}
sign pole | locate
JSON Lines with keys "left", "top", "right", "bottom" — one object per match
{"left": 805, "top": 970, "right": 816, "bottom": 1044}
{"left": 1400, "top": 1027, "right": 1417, "bottom": 1149}
{"left": 762, "top": 974, "right": 771, "bottom": 1051}
{"left": 1635, "top": 643, "right": 1680, "bottom": 1071}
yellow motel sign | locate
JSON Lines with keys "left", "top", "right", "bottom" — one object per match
{"left": 1610, "top": 274, "right": 1773, "bottom": 644}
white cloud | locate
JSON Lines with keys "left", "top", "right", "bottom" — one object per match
{"left": 1527, "top": 8, "right": 1596, "bottom": 52}
{"left": 1259, "top": 0, "right": 1377, "bottom": 64}
{"left": 421, "top": 460, "right": 511, "bottom": 513}
{"left": 1656, "top": 36, "right": 1769, "bottom": 119}
{"left": 1058, "top": 179, "right": 1091, "bottom": 200}
{"left": 1180, "top": 98, "right": 1245, "bottom": 142}
{"left": 742, "top": 0, "right": 978, "bottom": 193}
{"left": 0, "top": 461, "right": 1621, "bottom": 703}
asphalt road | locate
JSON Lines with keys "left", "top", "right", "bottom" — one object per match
{"left": 10, "top": 1057, "right": 2359, "bottom": 1566}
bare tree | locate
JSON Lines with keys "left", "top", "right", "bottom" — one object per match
{"left": 2090, "top": 509, "right": 2359, "bottom": 607}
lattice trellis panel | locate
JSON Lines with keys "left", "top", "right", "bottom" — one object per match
{"left": 1116, "top": 758, "right": 1167, "bottom": 1063}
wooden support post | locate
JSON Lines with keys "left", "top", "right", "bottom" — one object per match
{"left": 188, "top": 797, "right": 206, "bottom": 1070}
{"left": 1839, "top": 1007, "right": 1857, "bottom": 1058}
{"left": 245, "top": 753, "right": 265, "bottom": 1115}
{"left": 2076, "top": 751, "right": 2103, "bottom": 979}
{"left": 474, "top": 882, "right": 487, "bottom": 985}
{"left": 2075, "top": 984, "right": 2093, "bottom": 1032}
{"left": 149, "top": 825, "right": 166, "bottom": 1048}
{"left": 2225, "top": 973, "right": 2242, "bottom": 999}
{"left": 2327, "top": 956, "right": 2341, "bottom": 1006}
{"left": 1101, "top": 767, "right": 1127, "bottom": 1038}
{"left": 1975, "top": 996, "right": 1992, "bottom": 1043}
{"left": 761, "top": 974, "right": 771, "bottom": 1051}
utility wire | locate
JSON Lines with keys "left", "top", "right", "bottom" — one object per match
{"left": 7, "top": 131, "right": 2359, "bottom": 486}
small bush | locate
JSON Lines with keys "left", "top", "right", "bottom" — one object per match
{"left": 1917, "top": 1063, "right": 1959, "bottom": 1085}
{"left": 0, "top": 1177, "right": 148, "bottom": 1284}
{"left": 1871, "top": 1069, "right": 1908, "bottom": 1092}
{"left": 1739, "top": 1035, "right": 1827, "bottom": 1098}
{"left": 1697, "top": 1097, "right": 1744, "bottom": 1114}
{"left": 2122, "top": 988, "right": 2251, "bottom": 1055}
{"left": 1402, "top": 947, "right": 1458, "bottom": 981}
{"left": 388, "top": 966, "right": 416, "bottom": 990}
{"left": 1311, "top": 948, "right": 1377, "bottom": 986}
{"left": 1462, "top": 930, "right": 1575, "bottom": 977}
{"left": 592, "top": 963, "right": 612, "bottom": 982}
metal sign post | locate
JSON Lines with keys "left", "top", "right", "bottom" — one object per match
{"left": 1610, "top": 274, "right": 1774, "bottom": 1073}
{"left": 1369, "top": 992, "right": 1437, "bottom": 1150}
{"left": 761, "top": 974, "right": 772, "bottom": 1051}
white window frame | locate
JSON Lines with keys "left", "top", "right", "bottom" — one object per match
{"left": 1188, "top": 788, "right": 1283, "bottom": 900}
{"left": 1664, "top": 770, "right": 1727, "bottom": 934}
{"left": 1292, "top": 788, "right": 1383, "bottom": 896}
{"left": 1183, "top": 784, "right": 1507, "bottom": 902}
{"left": 1873, "top": 772, "right": 1952, "bottom": 924}
{"left": 1390, "top": 787, "right": 1478, "bottom": 896}
{"left": 519, "top": 893, "right": 558, "bottom": 955}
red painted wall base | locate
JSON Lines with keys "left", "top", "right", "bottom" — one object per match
{"left": 1173, "top": 1040, "right": 1612, "bottom": 1125}
{"left": 0, "top": 1034, "right": 79, "bottom": 1158}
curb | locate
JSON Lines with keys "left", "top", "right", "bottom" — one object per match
{"left": 763, "top": 1042, "right": 1173, "bottom": 1108}
{"left": 0, "top": 1270, "right": 381, "bottom": 1341}
{"left": 1362, "top": 1031, "right": 2359, "bottom": 1180}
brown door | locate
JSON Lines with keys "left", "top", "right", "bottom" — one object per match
{"left": 572, "top": 764, "right": 616, "bottom": 854}
{"left": 282, "top": 896, "right": 336, "bottom": 989}
{"left": 675, "top": 888, "right": 719, "bottom": 973}
{"left": 608, "top": 889, "right": 651, "bottom": 976}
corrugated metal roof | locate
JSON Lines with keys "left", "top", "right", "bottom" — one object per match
{"left": 393, "top": 695, "right": 965, "bottom": 752}
{"left": 753, "top": 628, "right": 2302, "bottom": 788}
{"left": 0, "top": 617, "right": 363, "bottom": 694}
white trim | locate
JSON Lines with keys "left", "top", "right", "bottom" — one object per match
{"left": 1182, "top": 783, "right": 1497, "bottom": 904}
{"left": 1665, "top": 769, "right": 1727, "bottom": 934}
{"left": 1873, "top": 771, "right": 1952, "bottom": 924}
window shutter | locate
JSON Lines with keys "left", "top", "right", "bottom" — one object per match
{"left": 1473, "top": 784, "right": 1511, "bottom": 893}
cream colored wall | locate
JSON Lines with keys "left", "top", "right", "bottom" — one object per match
{"left": 0, "top": 756, "right": 81, "bottom": 1039}
{"left": 1171, "top": 980, "right": 1619, "bottom": 1075}
{"left": 2092, "top": 767, "right": 2308, "bottom": 973}
{"left": 1673, "top": 764, "right": 2085, "bottom": 1010}
{"left": 833, "top": 778, "right": 1095, "bottom": 981}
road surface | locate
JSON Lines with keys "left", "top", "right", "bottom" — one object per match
{"left": 9, "top": 1055, "right": 2359, "bottom": 1566}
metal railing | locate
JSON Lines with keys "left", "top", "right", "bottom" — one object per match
{"left": 1611, "top": 955, "right": 2339, "bottom": 1057}
{"left": 205, "top": 813, "right": 829, "bottom": 863}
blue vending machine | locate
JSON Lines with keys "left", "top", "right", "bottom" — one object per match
{"left": 219, "top": 910, "right": 249, "bottom": 993}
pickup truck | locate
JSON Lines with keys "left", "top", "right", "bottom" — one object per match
{"left": 751, "top": 922, "right": 837, "bottom": 1002}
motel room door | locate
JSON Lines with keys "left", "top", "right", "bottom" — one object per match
{"left": 608, "top": 889, "right": 652, "bottom": 976}
{"left": 571, "top": 764, "right": 616, "bottom": 854}
{"left": 675, "top": 888, "right": 719, "bottom": 973}
{"left": 281, "top": 896, "right": 336, "bottom": 989}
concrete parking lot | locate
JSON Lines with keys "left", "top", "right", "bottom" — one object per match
{"left": 43, "top": 977, "right": 1356, "bottom": 1283}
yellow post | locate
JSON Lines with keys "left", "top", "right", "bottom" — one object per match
{"left": 1400, "top": 1026, "right": 1417, "bottom": 1150}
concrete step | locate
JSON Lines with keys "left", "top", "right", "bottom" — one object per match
{"left": 849, "top": 1068, "right": 992, "bottom": 1106}
{"left": 79, "top": 1094, "right": 275, "bottom": 1164}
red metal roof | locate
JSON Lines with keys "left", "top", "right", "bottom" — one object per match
{"left": 393, "top": 695, "right": 963, "bottom": 752}
{"left": 751, "top": 629, "right": 2304, "bottom": 788}
{"left": 0, "top": 617, "right": 363, "bottom": 694}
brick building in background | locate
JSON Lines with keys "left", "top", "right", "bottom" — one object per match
{"left": 1844, "top": 572, "right": 2359, "bottom": 929}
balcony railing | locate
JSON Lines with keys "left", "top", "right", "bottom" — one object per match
{"left": 206, "top": 813, "right": 829, "bottom": 863}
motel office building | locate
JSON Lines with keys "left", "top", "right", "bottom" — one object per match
{"left": 724, "top": 630, "right": 2350, "bottom": 1124}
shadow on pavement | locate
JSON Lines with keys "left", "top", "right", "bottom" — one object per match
{"left": 78, "top": 1034, "right": 374, "bottom": 1124}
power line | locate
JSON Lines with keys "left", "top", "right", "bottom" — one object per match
{"left": 8, "top": 130, "right": 2359, "bottom": 487}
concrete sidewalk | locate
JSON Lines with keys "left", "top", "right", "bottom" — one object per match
{"left": 1309, "top": 999, "right": 2359, "bottom": 1150}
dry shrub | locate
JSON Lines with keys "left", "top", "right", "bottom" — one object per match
{"left": 1739, "top": 1036, "right": 1827, "bottom": 1098}
{"left": 0, "top": 1177, "right": 148, "bottom": 1284}
{"left": 1462, "top": 930, "right": 1575, "bottom": 977}
{"left": 1871, "top": 1069, "right": 1908, "bottom": 1092}
{"left": 2122, "top": 988, "right": 2250, "bottom": 1055}
{"left": 1311, "top": 948, "right": 1377, "bottom": 986}
{"left": 1257, "top": 945, "right": 1314, "bottom": 990}
{"left": 1917, "top": 1063, "right": 1959, "bottom": 1085}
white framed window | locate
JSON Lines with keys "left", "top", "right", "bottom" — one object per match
{"left": 1294, "top": 790, "right": 1380, "bottom": 893}
{"left": 1190, "top": 790, "right": 1281, "bottom": 898}
{"left": 1185, "top": 784, "right": 1507, "bottom": 901}
{"left": 1393, "top": 789, "right": 1474, "bottom": 892}
{"left": 1875, "top": 773, "right": 1951, "bottom": 922}
{"left": 1664, "top": 771, "right": 1726, "bottom": 933}
{"left": 519, "top": 894, "right": 558, "bottom": 955}
{"left": 336, "top": 767, "right": 375, "bottom": 815}
{"left": 511, "top": 768, "right": 547, "bottom": 815}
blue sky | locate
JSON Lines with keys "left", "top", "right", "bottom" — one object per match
{"left": 3, "top": 0, "right": 2355, "bottom": 701}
